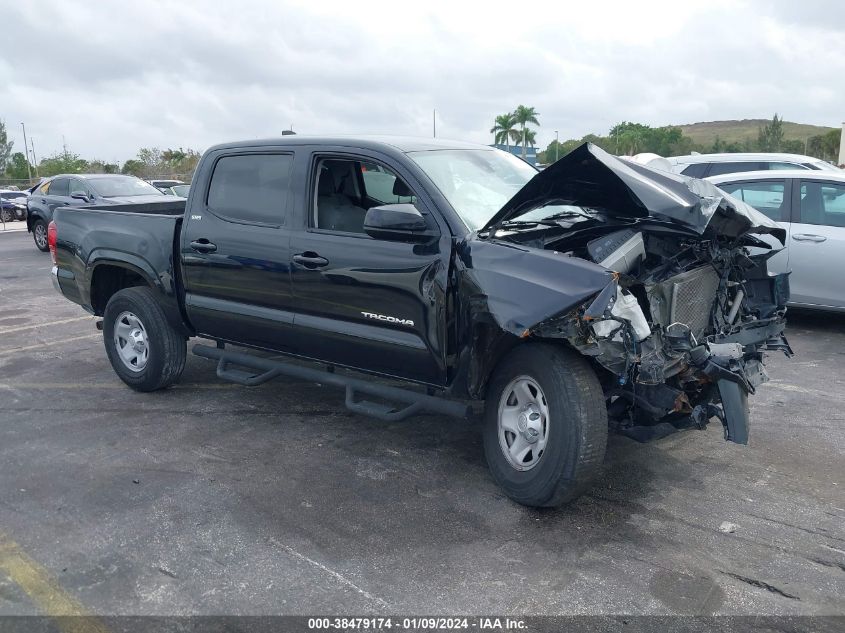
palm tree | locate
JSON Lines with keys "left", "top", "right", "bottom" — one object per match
{"left": 490, "top": 113, "right": 519, "bottom": 152}
{"left": 513, "top": 105, "right": 540, "bottom": 159}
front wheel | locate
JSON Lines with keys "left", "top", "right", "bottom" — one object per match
{"left": 482, "top": 343, "right": 608, "bottom": 507}
{"left": 103, "top": 287, "right": 187, "bottom": 391}
{"left": 1, "top": 207, "right": 13, "bottom": 224}
{"left": 32, "top": 220, "right": 49, "bottom": 251}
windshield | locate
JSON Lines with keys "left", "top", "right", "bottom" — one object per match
{"left": 409, "top": 149, "right": 538, "bottom": 230}
{"left": 171, "top": 185, "right": 190, "bottom": 197}
{"left": 89, "top": 177, "right": 163, "bottom": 198}
{"left": 0, "top": 192, "right": 26, "bottom": 199}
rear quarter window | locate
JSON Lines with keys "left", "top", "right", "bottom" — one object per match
{"left": 207, "top": 153, "right": 293, "bottom": 225}
{"left": 680, "top": 163, "right": 708, "bottom": 178}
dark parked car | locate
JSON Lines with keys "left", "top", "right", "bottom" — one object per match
{"left": 27, "top": 174, "right": 164, "bottom": 251}
{"left": 1, "top": 190, "right": 29, "bottom": 222}
{"left": 50, "top": 138, "right": 790, "bottom": 507}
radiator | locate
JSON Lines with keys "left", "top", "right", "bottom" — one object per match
{"left": 668, "top": 266, "right": 721, "bottom": 339}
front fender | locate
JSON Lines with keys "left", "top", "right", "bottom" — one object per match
{"left": 459, "top": 238, "right": 612, "bottom": 336}
{"left": 450, "top": 237, "right": 611, "bottom": 398}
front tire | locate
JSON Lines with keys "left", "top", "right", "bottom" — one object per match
{"left": 32, "top": 220, "right": 49, "bottom": 251}
{"left": 483, "top": 343, "right": 608, "bottom": 507}
{"left": 103, "top": 287, "right": 187, "bottom": 392}
{"left": 1, "top": 207, "right": 13, "bottom": 224}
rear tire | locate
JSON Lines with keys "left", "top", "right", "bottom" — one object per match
{"left": 32, "top": 220, "right": 49, "bottom": 251}
{"left": 103, "top": 287, "right": 187, "bottom": 392}
{"left": 482, "top": 343, "right": 607, "bottom": 507}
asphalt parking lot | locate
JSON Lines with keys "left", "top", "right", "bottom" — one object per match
{"left": 0, "top": 229, "right": 843, "bottom": 618}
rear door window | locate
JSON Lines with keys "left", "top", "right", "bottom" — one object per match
{"left": 706, "top": 162, "right": 763, "bottom": 177}
{"left": 718, "top": 179, "right": 787, "bottom": 221}
{"left": 764, "top": 162, "right": 807, "bottom": 171}
{"left": 49, "top": 178, "right": 70, "bottom": 197}
{"left": 799, "top": 181, "right": 845, "bottom": 227}
{"left": 207, "top": 153, "right": 293, "bottom": 225}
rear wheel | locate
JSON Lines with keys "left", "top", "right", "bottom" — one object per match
{"left": 103, "top": 287, "right": 187, "bottom": 391}
{"left": 32, "top": 220, "right": 49, "bottom": 251}
{"left": 483, "top": 343, "right": 608, "bottom": 507}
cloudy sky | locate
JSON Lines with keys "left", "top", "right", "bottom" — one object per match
{"left": 1, "top": 0, "right": 844, "bottom": 163}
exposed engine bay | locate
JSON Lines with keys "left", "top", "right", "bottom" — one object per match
{"left": 483, "top": 143, "right": 792, "bottom": 445}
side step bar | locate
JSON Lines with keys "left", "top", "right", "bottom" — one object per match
{"left": 193, "top": 344, "right": 471, "bottom": 422}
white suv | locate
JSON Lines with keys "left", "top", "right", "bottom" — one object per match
{"left": 666, "top": 152, "right": 838, "bottom": 178}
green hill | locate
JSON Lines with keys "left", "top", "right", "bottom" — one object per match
{"left": 677, "top": 119, "right": 837, "bottom": 148}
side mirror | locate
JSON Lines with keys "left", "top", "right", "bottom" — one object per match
{"left": 364, "top": 204, "right": 438, "bottom": 242}
{"left": 70, "top": 191, "right": 90, "bottom": 202}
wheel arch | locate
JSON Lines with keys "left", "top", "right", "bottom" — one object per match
{"left": 89, "top": 260, "right": 155, "bottom": 316}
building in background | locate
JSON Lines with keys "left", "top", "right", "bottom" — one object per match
{"left": 491, "top": 143, "right": 538, "bottom": 166}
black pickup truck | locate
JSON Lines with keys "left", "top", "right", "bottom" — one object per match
{"left": 50, "top": 137, "right": 791, "bottom": 507}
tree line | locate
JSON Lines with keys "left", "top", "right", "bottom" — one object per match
{"left": 540, "top": 114, "right": 842, "bottom": 166}
{"left": 0, "top": 120, "right": 201, "bottom": 185}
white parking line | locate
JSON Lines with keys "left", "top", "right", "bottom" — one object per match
{"left": 269, "top": 538, "right": 389, "bottom": 608}
{"left": 0, "top": 316, "right": 94, "bottom": 335}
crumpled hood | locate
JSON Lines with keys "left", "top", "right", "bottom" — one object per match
{"left": 483, "top": 143, "right": 786, "bottom": 244}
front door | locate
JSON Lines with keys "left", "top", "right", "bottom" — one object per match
{"left": 289, "top": 152, "right": 451, "bottom": 385}
{"left": 787, "top": 178, "right": 845, "bottom": 309}
{"left": 716, "top": 177, "right": 791, "bottom": 274}
{"left": 181, "top": 150, "right": 298, "bottom": 350}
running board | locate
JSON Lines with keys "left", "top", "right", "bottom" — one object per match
{"left": 193, "top": 344, "right": 471, "bottom": 422}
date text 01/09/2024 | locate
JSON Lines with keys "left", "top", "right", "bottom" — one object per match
{"left": 306, "top": 617, "right": 527, "bottom": 630}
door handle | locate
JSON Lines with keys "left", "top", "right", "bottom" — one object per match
{"left": 293, "top": 252, "right": 329, "bottom": 268}
{"left": 792, "top": 233, "right": 827, "bottom": 243}
{"left": 190, "top": 239, "right": 217, "bottom": 253}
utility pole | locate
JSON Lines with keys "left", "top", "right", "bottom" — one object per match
{"left": 555, "top": 130, "right": 559, "bottom": 163}
{"left": 433, "top": 109, "right": 436, "bottom": 138}
{"left": 20, "top": 122, "right": 32, "bottom": 182}
{"left": 30, "top": 138, "right": 39, "bottom": 178}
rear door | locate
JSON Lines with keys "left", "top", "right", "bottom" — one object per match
{"left": 40, "top": 177, "right": 73, "bottom": 220}
{"left": 714, "top": 177, "right": 791, "bottom": 274}
{"left": 181, "top": 148, "right": 298, "bottom": 350}
{"left": 787, "top": 178, "right": 845, "bottom": 309}
{"left": 288, "top": 149, "right": 451, "bottom": 386}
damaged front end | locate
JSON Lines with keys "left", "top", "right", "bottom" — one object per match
{"left": 484, "top": 143, "right": 792, "bottom": 445}
{"left": 533, "top": 232, "right": 791, "bottom": 444}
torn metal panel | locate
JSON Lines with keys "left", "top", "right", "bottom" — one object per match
{"left": 482, "top": 142, "right": 786, "bottom": 244}
{"left": 456, "top": 238, "right": 612, "bottom": 336}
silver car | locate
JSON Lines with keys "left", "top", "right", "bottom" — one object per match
{"left": 708, "top": 170, "right": 845, "bottom": 311}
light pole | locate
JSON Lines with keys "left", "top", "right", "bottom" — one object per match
{"left": 20, "top": 122, "right": 32, "bottom": 182}
{"left": 30, "top": 138, "right": 39, "bottom": 178}
{"left": 555, "top": 130, "right": 559, "bottom": 163}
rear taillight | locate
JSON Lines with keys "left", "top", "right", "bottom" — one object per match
{"left": 48, "top": 221, "right": 57, "bottom": 264}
